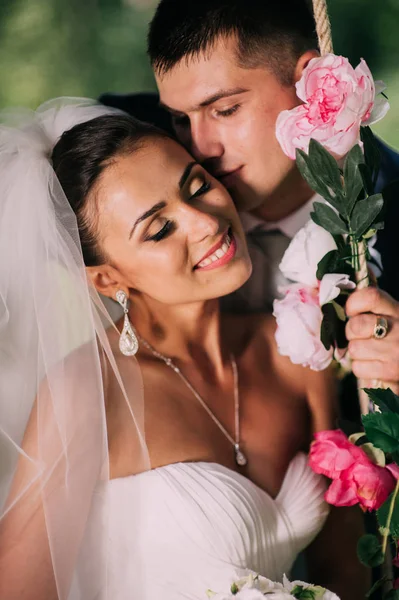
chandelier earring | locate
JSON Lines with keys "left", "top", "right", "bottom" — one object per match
{"left": 115, "top": 290, "right": 139, "bottom": 356}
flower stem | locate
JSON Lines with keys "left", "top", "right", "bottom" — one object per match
{"left": 382, "top": 478, "right": 399, "bottom": 555}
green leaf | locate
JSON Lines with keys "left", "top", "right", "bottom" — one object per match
{"left": 296, "top": 148, "right": 343, "bottom": 212}
{"left": 316, "top": 249, "right": 340, "bottom": 280}
{"left": 383, "top": 590, "right": 399, "bottom": 600}
{"left": 320, "top": 302, "right": 347, "bottom": 350}
{"left": 366, "top": 576, "right": 389, "bottom": 599}
{"left": 358, "top": 163, "right": 375, "bottom": 197}
{"left": 230, "top": 582, "right": 239, "bottom": 594}
{"left": 311, "top": 202, "right": 348, "bottom": 235}
{"left": 308, "top": 138, "right": 343, "bottom": 196}
{"left": 364, "top": 388, "right": 399, "bottom": 413}
{"left": 291, "top": 586, "right": 317, "bottom": 600}
{"left": 362, "top": 413, "right": 399, "bottom": 454}
{"left": 361, "top": 126, "right": 382, "bottom": 187}
{"left": 344, "top": 144, "right": 366, "bottom": 215}
{"left": 331, "top": 300, "right": 346, "bottom": 322}
{"left": 357, "top": 534, "right": 384, "bottom": 567}
{"left": 378, "top": 492, "right": 399, "bottom": 538}
{"left": 320, "top": 303, "right": 337, "bottom": 350}
{"left": 351, "top": 193, "right": 384, "bottom": 239}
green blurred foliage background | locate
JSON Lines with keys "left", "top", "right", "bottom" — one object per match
{"left": 0, "top": 0, "right": 398, "bottom": 146}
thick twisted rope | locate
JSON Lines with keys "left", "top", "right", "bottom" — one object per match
{"left": 311, "top": 0, "right": 370, "bottom": 415}
{"left": 312, "top": 0, "right": 333, "bottom": 55}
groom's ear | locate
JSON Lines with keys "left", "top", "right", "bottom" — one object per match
{"left": 86, "top": 264, "right": 127, "bottom": 300}
{"left": 293, "top": 49, "right": 320, "bottom": 84}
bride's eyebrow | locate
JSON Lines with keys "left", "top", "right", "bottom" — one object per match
{"left": 129, "top": 161, "right": 198, "bottom": 239}
{"left": 129, "top": 201, "right": 166, "bottom": 239}
{"left": 179, "top": 161, "right": 197, "bottom": 189}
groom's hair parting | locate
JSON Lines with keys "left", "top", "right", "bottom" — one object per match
{"left": 148, "top": 0, "right": 318, "bottom": 86}
{"left": 52, "top": 114, "right": 169, "bottom": 266}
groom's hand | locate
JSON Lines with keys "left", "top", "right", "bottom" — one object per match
{"left": 345, "top": 287, "right": 399, "bottom": 393}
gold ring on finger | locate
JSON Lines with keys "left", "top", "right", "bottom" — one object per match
{"left": 373, "top": 316, "right": 389, "bottom": 340}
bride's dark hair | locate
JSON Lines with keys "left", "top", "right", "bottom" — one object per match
{"left": 52, "top": 114, "right": 170, "bottom": 266}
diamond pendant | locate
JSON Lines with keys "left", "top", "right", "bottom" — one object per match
{"left": 119, "top": 313, "right": 139, "bottom": 356}
{"left": 234, "top": 443, "right": 247, "bottom": 467}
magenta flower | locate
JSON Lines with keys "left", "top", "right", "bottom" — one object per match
{"left": 309, "top": 429, "right": 399, "bottom": 511}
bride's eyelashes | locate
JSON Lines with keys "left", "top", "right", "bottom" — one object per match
{"left": 190, "top": 180, "right": 211, "bottom": 199}
{"left": 145, "top": 218, "right": 174, "bottom": 242}
{"left": 145, "top": 178, "right": 212, "bottom": 243}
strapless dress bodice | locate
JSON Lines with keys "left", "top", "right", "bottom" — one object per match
{"left": 104, "top": 453, "right": 328, "bottom": 599}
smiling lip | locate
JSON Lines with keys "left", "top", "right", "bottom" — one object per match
{"left": 194, "top": 229, "right": 237, "bottom": 272}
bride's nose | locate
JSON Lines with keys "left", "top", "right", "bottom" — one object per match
{"left": 181, "top": 203, "right": 221, "bottom": 243}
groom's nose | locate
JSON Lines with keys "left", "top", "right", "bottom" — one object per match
{"left": 188, "top": 119, "right": 224, "bottom": 164}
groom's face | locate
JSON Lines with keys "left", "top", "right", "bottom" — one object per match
{"left": 156, "top": 36, "right": 302, "bottom": 215}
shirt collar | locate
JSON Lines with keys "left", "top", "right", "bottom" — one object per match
{"left": 240, "top": 193, "right": 322, "bottom": 239}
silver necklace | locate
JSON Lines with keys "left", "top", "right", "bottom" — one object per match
{"left": 136, "top": 333, "right": 247, "bottom": 467}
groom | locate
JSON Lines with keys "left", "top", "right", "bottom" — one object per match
{"left": 101, "top": 0, "right": 399, "bottom": 402}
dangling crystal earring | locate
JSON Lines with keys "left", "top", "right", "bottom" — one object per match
{"left": 115, "top": 290, "right": 139, "bottom": 356}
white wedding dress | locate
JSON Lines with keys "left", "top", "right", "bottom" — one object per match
{"left": 104, "top": 452, "right": 328, "bottom": 599}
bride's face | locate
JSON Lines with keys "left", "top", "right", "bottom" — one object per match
{"left": 92, "top": 136, "right": 252, "bottom": 304}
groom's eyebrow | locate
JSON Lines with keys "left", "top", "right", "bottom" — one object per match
{"left": 160, "top": 88, "right": 248, "bottom": 113}
{"left": 198, "top": 87, "right": 248, "bottom": 108}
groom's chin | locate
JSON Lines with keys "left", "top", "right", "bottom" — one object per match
{"left": 227, "top": 180, "right": 265, "bottom": 214}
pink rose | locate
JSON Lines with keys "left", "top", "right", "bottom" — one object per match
{"left": 309, "top": 429, "right": 398, "bottom": 511}
{"left": 309, "top": 430, "right": 367, "bottom": 478}
{"left": 273, "top": 284, "right": 333, "bottom": 371}
{"left": 276, "top": 54, "right": 390, "bottom": 160}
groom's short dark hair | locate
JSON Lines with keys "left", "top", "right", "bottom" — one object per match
{"left": 148, "top": 0, "right": 318, "bottom": 86}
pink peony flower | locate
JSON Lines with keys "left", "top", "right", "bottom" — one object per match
{"left": 273, "top": 273, "right": 354, "bottom": 371}
{"left": 276, "top": 54, "right": 390, "bottom": 160}
{"left": 273, "top": 284, "right": 333, "bottom": 371}
{"left": 309, "top": 430, "right": 367, "bottom": 477}
{"left": 309, "top": 429, "right": 398, "bottom": 511}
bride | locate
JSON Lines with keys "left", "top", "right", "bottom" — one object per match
{"left": 0, "top": 100, "right": 366, "bottom": 600}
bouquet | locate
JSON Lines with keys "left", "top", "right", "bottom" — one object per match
{"left": 273, "top": 52, "right": 399, "bottom": 597}
{"left": 207, "top": 573, "right": 340, "bottom": 600}
{"left": 274, "top": 54, "right": 389, "bottom": 372}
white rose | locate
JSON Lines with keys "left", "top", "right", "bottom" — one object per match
{"left": 319, "top": 273, "right": 356, "bottom": 306}
{"left": 279, "top": 219, "right": 337, "bottom": 287}
{"left": 273, "top": 284, "right": 333, "bottom": 371}
{"left": 234, "top": 574, "right": 276, "bottom": 594}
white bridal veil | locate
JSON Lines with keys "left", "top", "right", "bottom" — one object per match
{"left": 0, "top": 99, "right": 150, "bottom": 599}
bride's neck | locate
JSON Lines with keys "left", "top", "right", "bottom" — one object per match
{"left": 129, "top": 296, "right": 227, "bottom": 376}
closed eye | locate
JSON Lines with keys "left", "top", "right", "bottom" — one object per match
{"left": 190, "top": 180, "right": 211, "bottom": 199}
{"left": 145, "top": 219, "right": 174, "bottom": 242}
{"left": 215, "top": 104, "right": 240, "bottom": 117}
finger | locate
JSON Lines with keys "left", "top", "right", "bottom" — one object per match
{"left": 352, "top": 359, "right": 399, "bottom": 383}
{"left": 345, "top": 313, "right": 391, "bottom": 341}
{"left": 346, "top": 287, "right": 399, "bottom": 319}
{"left": 348, "top": 338, "right": 398, "bottom": 361}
